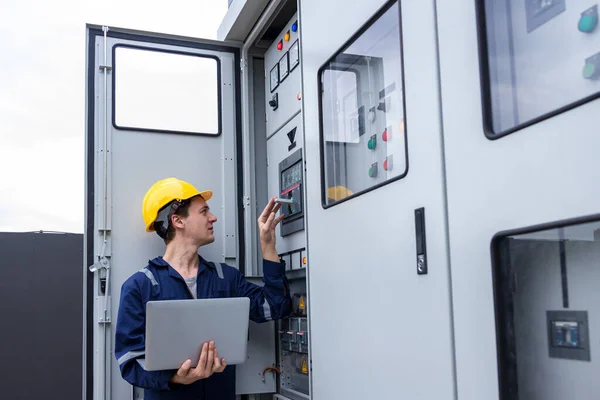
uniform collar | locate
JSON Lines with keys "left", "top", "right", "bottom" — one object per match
{"left": 149, "top": 254, "right": 214, "bottom": 279}
{"left": 196, "top": 255, "right": 214, "bottom": 276}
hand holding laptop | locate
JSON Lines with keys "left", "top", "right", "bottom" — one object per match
{"left": 169, "top": 341, "right": 227, "bottom": 385}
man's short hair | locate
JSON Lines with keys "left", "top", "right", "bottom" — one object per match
{"left": 153, "top": 198, "right": 193, "bottom": 244}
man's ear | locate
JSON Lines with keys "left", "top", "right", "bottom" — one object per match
{"left": 171, "top": 214, "right": 185, "bottom": 229}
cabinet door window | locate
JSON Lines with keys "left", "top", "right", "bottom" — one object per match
{"left": 114, "top": 45, "right": 221, "bottom": 135}
{"left": 479, "top": 0, "right": 600, "bottom": 137}
{"left": 318, "top": 0, "right": 407, "bottom": 207}
{"left": 492, "top": 217, "right": 600, "bottom": 398}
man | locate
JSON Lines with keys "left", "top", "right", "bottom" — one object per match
{"left": 114, "top": 177, "right": 292, "bottom": 399}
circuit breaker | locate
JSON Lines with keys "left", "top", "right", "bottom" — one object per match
{"left": 547, "top": 310, "right": 591, "bottom": 361}
{"left": 279, "top": 293, "right": 310, "bottom": 397}
{"left": 279, "top": 148, "right": 304, "bottom": 237}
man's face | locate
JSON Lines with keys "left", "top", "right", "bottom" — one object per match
{"left": 176, "top": 196, "right": 217, "bottom": 246}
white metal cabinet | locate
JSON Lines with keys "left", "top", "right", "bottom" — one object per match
{"left": 299, "top": 0, "right": 456, "bottom": 398}
{"left": 436, "top": 1, "right": 600, "bottom": 399}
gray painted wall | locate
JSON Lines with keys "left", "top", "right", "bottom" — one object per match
{"left": 0, "top": 231, "right": 83, "bottom": 399}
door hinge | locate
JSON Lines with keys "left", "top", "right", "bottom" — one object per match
{"left": 99, "top": 26, "right": 112, "bottom": 73}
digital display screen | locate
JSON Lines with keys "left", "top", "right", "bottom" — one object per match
{"left": 281, "top": 161, "right": 302, "bottom": 189}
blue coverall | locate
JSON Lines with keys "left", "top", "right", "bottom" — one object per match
{"left": 114, "top": 255, "right": 292, "bottom": 400}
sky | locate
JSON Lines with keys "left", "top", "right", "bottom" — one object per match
{"left": 0, "top": 0, "right": 228, "bottom": 233}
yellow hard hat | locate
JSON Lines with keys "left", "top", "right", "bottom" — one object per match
{"left": 327, "top": 185, "right": 353, "bottom": 201}
{"left": 142, "top": 177, "right": 212, "bottom": 232}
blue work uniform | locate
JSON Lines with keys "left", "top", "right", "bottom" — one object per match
{"left": 114, "top": 255, "right": 292, "bottom": 400}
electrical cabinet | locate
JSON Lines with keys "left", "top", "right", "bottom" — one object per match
{"left": 437, "top": 0, "right": 600, "bottom": 399}
{"left": 85, "top": 0, "right": 600, "bottom": 399}
{"left": 263, "top": 12, "right": 310, "bottom": 399}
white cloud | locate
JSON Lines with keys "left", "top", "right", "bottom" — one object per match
{"left": 0, "top": 0, "right": 228, "bottom": 233}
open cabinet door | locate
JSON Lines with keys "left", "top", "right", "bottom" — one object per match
{"left": 84, "top": 25, "right": 276, "bottom": 400}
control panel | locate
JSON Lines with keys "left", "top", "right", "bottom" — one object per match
{"left": 263, "top": 13, "right": 309, "bottom": 400}
{"left": 266, "top": 107, "right": 305, "bottom": 267}
{"left": 279, "top": 148, "right": 304, "bottom": 237}
{"left": 265, "top": 13, "right": 302, "bottom": 138}
{"left": 488, "top": 0, "right": 600, "bottom": 130}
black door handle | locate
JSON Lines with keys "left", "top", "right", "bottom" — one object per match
{"left": 415, "top": 207, "right": 428, "bottom": 275}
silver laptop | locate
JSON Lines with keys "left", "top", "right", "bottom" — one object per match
{"left": 140, "top": 297, "right": 250, "bottom": 371}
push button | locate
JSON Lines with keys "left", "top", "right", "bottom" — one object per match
{"left": 382, "top": 127, "right": 391, "bottom": 142}
{"left": 367, "top": 134, "right": 377, "bottom": 150}
{"left": 578, "top": 5, "right": 598, "bottom": 33}
{"left": 369, "top": 162, "right": 378, "bottom": 178}
{"left": 583, "top": 62, "right": 597, "bottom": 79}
{"left": 583, "top": 52, "right": 600, "bottom": 80}
{"left": 384, "top": 155, "right": 393, "bottom": 171}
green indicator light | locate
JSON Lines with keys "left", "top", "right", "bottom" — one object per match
{"left": 579, "top": 6, "right": 598, "bottom": 33}
{"left": 368, "top": 163, "right": 378, "bottom": 178}
{"left": 583, "top": 62, "right": 597, "bottom": 79}
{"left": 367, "top": 134, "right": 377, "bottom": 150}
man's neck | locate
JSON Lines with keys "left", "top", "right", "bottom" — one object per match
{"left": 163, "top": 240, "right": 200, "bottom": 279}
